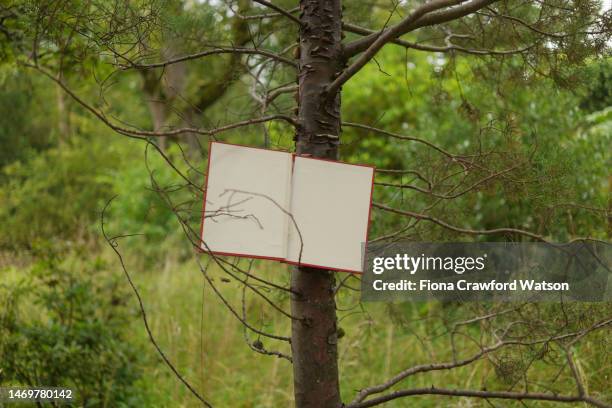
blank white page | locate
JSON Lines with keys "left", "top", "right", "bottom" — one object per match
{"left": 200, "top": 142, "right": 293, "bottom": 259}
{"left": 286, "top": 157, "right": 374, "bottom": 272}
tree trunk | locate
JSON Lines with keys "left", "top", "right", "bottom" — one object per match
{"left": 291, "top": 0, "right": 344, "bottom": 407}
{"left": 141, "top": 69, "right": 169, "bottom": 150}
{"left": 140, "top": 45, "right": 186, "bottom": 151}
{"left": 56, "top": 70, "right": 70, "bottom": 144}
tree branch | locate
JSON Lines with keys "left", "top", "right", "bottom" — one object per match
{"left": 252, "top": 0, "right": 301, "bottom": 25}
{"left": 26, "top": 64, "right": 298, "bottom": 138}
{"left": 330, "top": 0, "right": 499, "bottom": 96}
{"left": 343, "top": 0, "right": 500, "bottom": 57}
{"left": 101, "top": 198, "right": 213, "bottom": 408}
{"left": 342, "top": 121, "right": 458, "bottom": 159}
{"left": 374, "top": 163, "right": 522, "bottom": 200}
{"left": 343, "top": 22, "right": 534, "bottom": 55}
{"left": 351, "top": 341, "right": 506, "bottom": 404}
{"left": 122, "top": 47, "right": 298, "bottom": 70}
{"left": 372, "top": 202, "right": 547, "bottom": 241}
{"left": 265, "top": 84, "right": 298, "bottom": 104}
{"left": 347, "top": 387, "right": 611, "bottom": 408}
{"left": 350, "top": 316, "right": 612, "bottom": 406}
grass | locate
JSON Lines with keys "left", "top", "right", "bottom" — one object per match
{"left": 1, "top": 245, "right": 610, "bottom": 407}
{"left": 117, "top": 247, "right": 611, "bottom": 407}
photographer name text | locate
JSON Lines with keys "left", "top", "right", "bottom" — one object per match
{"left": 372, "top": 279, "right": 569, "bottom": 292}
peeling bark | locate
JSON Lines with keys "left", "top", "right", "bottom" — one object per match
{"left": 291, "top": 0, "right": 344, "bottom": 407}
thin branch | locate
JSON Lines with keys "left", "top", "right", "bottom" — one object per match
{"left": 101, "top": 197, "right": 213, "bottom": 408}
{"left": 333, "top": 0, "right": 499, "bottom": 95}
{"left": 374, "top": 163, "right": 522, "bottom": 200}
{"left": 240, "top": 278, "right": 293, "bottom": 362}
{"left": 229, "top": 1, "right": 299, "bottom": 22}
{"left": 343, "top": 121, "right": 459, "bottom": 159}
{"left": 373, "top": 202, "right": 547, "bottom": 241}
{"left": 480, "top": 8, "right": 606, "bottom": 40}
{"left": 343, "top": 22, "right": 534, "bottom": 55}
{"left": 347, "top": 387, "right": 611, "bottom": 408}
{"left": 350, "top": 314, "right": 612, "bottom": 405}
{"left": 252, "top": 0, "right": 301, "bottom": 25}
{"left": 563, "top": 346, "right": 586, "bottom": 398}
{"left": 265, "top": 84, "right": 298, "bottom": 104}
{"left": 26, "top": 63, "right": 297, "bottom": 140}
{"left": 197, "top": 258, "right": 292, "bottom": 343}
{"left": 374, "top": 202, "right": 610, "bottom": 244}
{"left": 121, "top": 47, "right": 298, "bottom": 70}
{"left": 351, "top": 341, "right": 507, "bottom": 403}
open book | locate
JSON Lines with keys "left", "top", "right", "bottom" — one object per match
{"left": 199, "top": 142, "right": 375, "bottom": 273}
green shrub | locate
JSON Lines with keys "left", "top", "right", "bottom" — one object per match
{"left": 99, "top": 143, "right": 195, "bottom": 264}
{"left": 0, "top": 139, "right": 113, "bottom": 249}
{"left": 0, "top": 243, "right": 152, "bottom": 407}
{"left": 0, "top": 136, "right": 196, "bottom": 259}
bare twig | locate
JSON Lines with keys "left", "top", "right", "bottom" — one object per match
{"left": 252, "top": 0, "right": 301, "bottom": 25}
{"left": 101, "top": 197, "right": 213, "bottom": 407}
{"left": 121, "top": 47, "right": 298, "bottom": 70}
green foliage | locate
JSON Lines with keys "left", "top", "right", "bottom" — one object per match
{"left": 0, "top": 138, "right": 114, "bottom": 249}
{"left": 0, "top": 129, "right": 195, "bottom": 257}
{"left": 0, "top": 243, "right": 151, "bottom": 407}
{"left": 580, "top": 58, "right": 612, "bottom": 112}
{"left": 0, "top": 70, "right": 54, "bottom": 168}
{"left": 100, "top": 143, "right": 197, "bottom": 263}
{"left": 343, "top": 47, "right": 610, "bottom": 240}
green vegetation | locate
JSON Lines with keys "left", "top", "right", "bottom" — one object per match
{"left": 0, "top": 0, "right": 610, "bottom": 406}
{"left": 0, "top": 244, "right": 152, "bottom": 407}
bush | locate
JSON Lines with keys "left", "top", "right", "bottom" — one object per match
{"left": 0, "top": 243, "right": 152, "bottom": 407}
{"left": 0, "top": 134, "right": 196, "bottom": 264}
{"left": 0, "top": 139, "right": 113, "bottom": 249}
{"left": 99, "top": 143, "right": 196, "bottom": 264}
